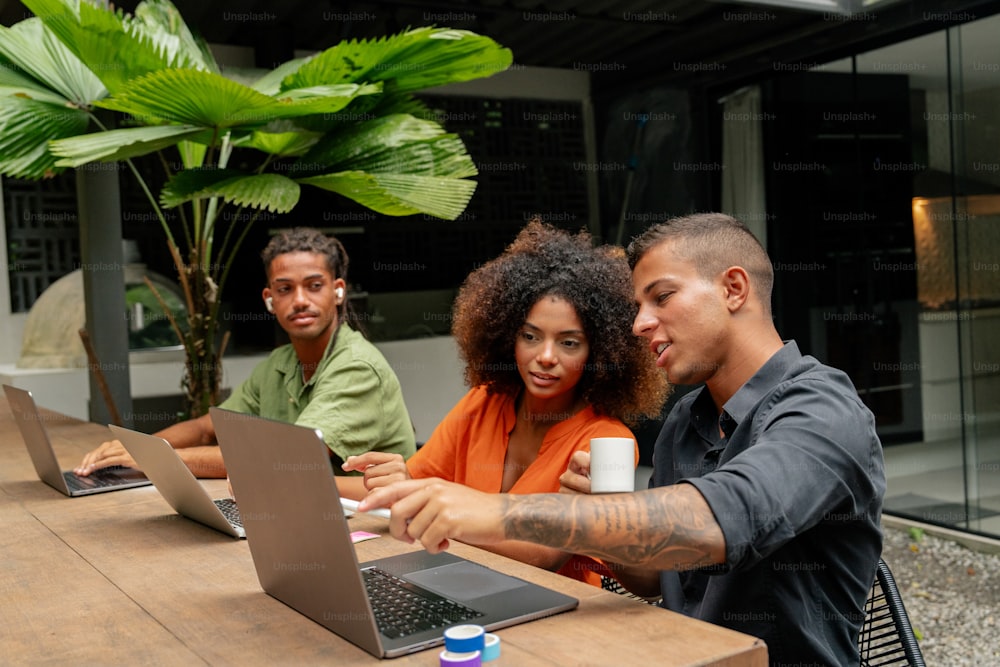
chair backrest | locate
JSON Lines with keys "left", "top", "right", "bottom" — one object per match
{"left": 859, "top": 557, "right": 926, "bottom": 667}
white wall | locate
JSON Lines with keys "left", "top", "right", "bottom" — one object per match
{"left": 0, "top": 178, "right": 26, "bottom": 365}
{"left": 919, "top": 308, "right": 1000, "bottom": 442}
{"left": 374, "top": 336, "right": 467, "bottom": 442}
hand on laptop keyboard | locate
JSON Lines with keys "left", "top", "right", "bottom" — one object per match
{"left": 74, "top": 438, "right": 138, "bottom": 476}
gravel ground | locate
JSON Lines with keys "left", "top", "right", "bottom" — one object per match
{"left": 880, "top": 525, "right": 1000, "bottom": 666}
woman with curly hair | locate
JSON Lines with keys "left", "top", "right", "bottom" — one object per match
{"left": 344, "top": 219, "right": 669, "bottom": 586}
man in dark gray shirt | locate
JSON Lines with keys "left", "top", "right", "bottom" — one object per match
{"left": 361, "top": 212, "right": 886, "bottom": 666}
{"left": 651, "top": 339, "right": 884, "bottom": 664}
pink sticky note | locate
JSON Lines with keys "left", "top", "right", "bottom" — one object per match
{"left": 350, "top": 531, "right": 380, "bottom": 543}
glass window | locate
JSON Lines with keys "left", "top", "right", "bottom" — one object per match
{"left": 766, "top": 14, "right": 1000, "bottom": 536}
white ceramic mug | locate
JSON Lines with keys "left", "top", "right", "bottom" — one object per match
{"left": 589, "top": 437, "right": 635, "bottom": 493}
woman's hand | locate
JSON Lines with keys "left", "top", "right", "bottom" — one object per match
{"left": 342, "top": 451, "right": 411, "bottom": 491}
{"left": 558, "top": 450, "right": 593, "bottom": 494}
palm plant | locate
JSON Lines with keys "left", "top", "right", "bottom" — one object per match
{"left": 0, "top": 0, "right": 511, "bottom": 417}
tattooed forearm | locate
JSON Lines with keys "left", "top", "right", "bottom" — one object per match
{"left": 500, "top": 494, "right": 575, "bottom": 545}
{"left": 501, "top": 485, "right": 725, "bottom": 572}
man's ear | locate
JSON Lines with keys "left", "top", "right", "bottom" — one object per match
{"left": 721, "top": 266, "right": 751, "bottom": 312}
{"left": 332, "top": 278, "right": 347, "bottom": 304}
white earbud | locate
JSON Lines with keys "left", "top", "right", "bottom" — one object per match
{"left": 265, "top": 296, "right": 274, "bottom": 313}
{"left": 335, "top": 286, "right": 345, "bottom": 301}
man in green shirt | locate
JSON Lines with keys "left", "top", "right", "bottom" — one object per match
{"left": 75, "top": 228, "right": 415, "bottom": 488}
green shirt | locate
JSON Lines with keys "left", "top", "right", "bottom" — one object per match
{"left": 219, "top": 325, "right": 415, "bottom": 472}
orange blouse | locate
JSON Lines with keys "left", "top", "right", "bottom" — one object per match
{"left": 407, "top": 385, "right": 638, "bottom": 586}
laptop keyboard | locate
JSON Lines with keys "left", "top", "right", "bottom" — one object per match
{"left": 214, "top": 498, "right": 243, "bottom": 527}
{"left": 362, "top": 567, "right": 483, "bottom": 639}
{"left": 64, "top": 466, "right": 135, "bottom": 491}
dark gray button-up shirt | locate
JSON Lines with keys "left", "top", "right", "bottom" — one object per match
{"left": 652, "top": 341, "right": 886, "bottom": 666}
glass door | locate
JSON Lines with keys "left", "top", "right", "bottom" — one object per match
{"left": 765, "top": 14, "right": 1000, "bottom": 537}
{"left": 949, "top": 15, "right": 1000, "bottom": 535}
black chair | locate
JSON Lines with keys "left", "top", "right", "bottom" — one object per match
{"left": 600, "top": 575, "right": 661, "bottom": 605}
{"left": 859, "top": 557, "right": 926, "bottom": 666}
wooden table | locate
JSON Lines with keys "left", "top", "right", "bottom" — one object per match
{"left": 0, "top": 396, "right": 767, "bottom": 666}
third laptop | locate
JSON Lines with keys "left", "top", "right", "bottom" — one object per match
{"left": 3, "top": 384, "right": 150, "bottom": 496}
{"left": 211, "top": 407, "right": 578, "bottom": 659}
{"left": 109, "top": 424, "right": 244, "bottom": 538}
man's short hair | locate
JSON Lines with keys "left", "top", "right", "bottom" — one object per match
{"left": 626, "top": 213, "right": 774, "bottom": 309}
{"left": 261, "top": 227, "right": 349, "bottom": 281}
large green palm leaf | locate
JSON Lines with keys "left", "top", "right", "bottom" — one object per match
{"left": 0, "top": 20, "right": 97, "bottom": 178}
{"left": 0, "top": 67, "right": 70, "bottom": 106}
{"left": 283, "top": 27, "right": 512, "bottom": 94}
{"left": 160, "top": 113, "right": 479, "bottom": 220}
{"left": 132, "top": 0, "right": 218, "bottom": 75}
{"left": 22, "top": 0, "right": 209, "bottom": 94}
{"left": 299, "top": 172, "right": 476, "bottom": 220}
{"left": 97, "top": 69, "right": 382, "bottom": 128}
{"left": 273, "top": 83, "right": 384, "bottom": 116}
{"left": 290, "top": 89, "right": 436, "bottom": 135}
{"left": 294, "top": 114, "right": 479, "bottom": 220}
{"left": 0, "top": 96, "right": 90, "bottom": 178}
{"left": 98, "top": 69, "right": 281, "bottom": 128}
{"left": 160, "top": 170, "right": 300, "bottom": 213}
{"left": 50, "top": 124, "right": 210, "bottom": 166}
{"left": 0, "top": 18, "right": 106, "bottom": 106}
{"left": 300, "top": 114, "right": 477, "bottom": 176}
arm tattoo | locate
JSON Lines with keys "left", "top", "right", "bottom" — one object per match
{"left": 501, "top": 486, "right": 724, "bottom": 572}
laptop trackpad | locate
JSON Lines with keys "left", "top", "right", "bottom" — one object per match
{"left": 404, "top": 562, "right": 525, "bottom": 602}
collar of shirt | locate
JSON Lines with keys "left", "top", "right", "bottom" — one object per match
{"left": 276, "top": 324, "right": 344, "bottom": 401}
{"left": 720, "top": 340, "right": 803, "bottom": 431}
{"left": 687, "top": 341, "right": 803, "bottom": 461}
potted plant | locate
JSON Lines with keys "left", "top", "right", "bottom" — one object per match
{"left": 0, "top": 0, "right": 511, "bottom": 417}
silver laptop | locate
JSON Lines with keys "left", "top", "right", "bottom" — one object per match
{"left": 3, "top": 384, "right": 150, "bottom": 496}
{"left": 211, "top": 407, "right": 578, "bottom": 659}
{"left": 109, "top": 424, "right": 245, "bottom": 538}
